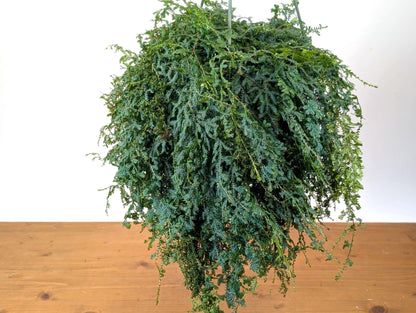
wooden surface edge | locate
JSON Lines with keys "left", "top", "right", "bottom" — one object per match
{"left": 0, "top": 222, "right": 415, "bottom": 313}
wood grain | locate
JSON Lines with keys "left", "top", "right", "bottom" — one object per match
{"left": 0, "top": 223, "right": 415, "bottom": 313}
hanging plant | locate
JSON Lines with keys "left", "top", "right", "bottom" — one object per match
{"left": 96, "top": 0, "right": 373, "bottom": 312}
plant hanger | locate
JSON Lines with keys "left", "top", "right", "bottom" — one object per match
{"left": 293, "top": 0, "right": 304, "bottom": 29}
{"left": 201, "top": 0, "right": 233, "bottom": 44}
{"left": 201, "top": 0, "right": 304, "bottom": 42}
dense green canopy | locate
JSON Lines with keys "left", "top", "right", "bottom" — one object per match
{"left": 98, "top": 1, "right": 369, "bottom": 312}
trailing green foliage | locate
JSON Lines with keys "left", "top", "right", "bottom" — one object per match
{"left": 97, "top": 1, "right": 371, "bottom": 311}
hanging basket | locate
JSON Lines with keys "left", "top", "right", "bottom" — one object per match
{"left": 97, "top": 1, "right": 373, "bottom": 312}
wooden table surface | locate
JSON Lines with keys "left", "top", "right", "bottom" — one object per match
{"left": 0, "top": 223, "right": 415, "bottom": 313}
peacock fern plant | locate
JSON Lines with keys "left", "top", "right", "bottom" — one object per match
{"left": 95, "top": 0, "right": 374, "bottom": 312}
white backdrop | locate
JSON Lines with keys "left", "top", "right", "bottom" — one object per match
{"left": 0, "top": 0, "right": 415, "bottom": 222}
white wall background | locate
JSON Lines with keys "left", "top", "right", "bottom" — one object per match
{"left": 0, "top": 0, "right": 415, "bottom": 222}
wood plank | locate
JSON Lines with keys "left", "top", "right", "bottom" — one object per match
{"left": 0, "top": 223, "right": 415, "bottom": 313}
